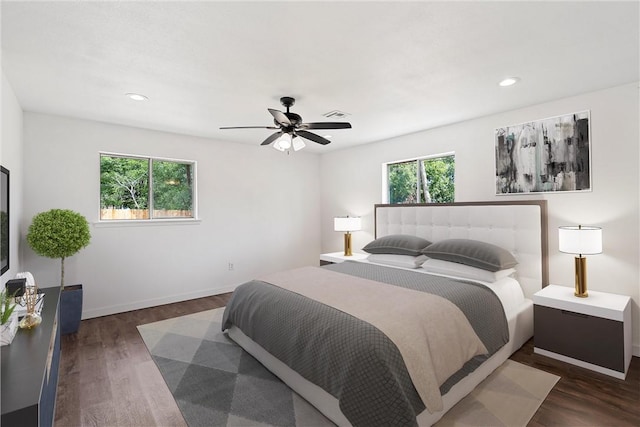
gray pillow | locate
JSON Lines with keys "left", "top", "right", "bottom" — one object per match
{"left": 421, "top": 239, "right": 517, "bottom": 272}
{"left": 363, "top": 234, "right": 432, "bottom": 256}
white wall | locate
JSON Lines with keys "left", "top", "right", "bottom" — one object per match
{"left": 1, "top": 71, "right": 24, "bottom": 286}
{"left": 22, "top": 113, "right": 321, "bottom": 318}
{"left": 320, "top": 82, "right": 640, "bottom": 355}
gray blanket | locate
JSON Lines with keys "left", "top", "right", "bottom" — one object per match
{"left": 222, "top": 262, "right": 509, "bottom": 427}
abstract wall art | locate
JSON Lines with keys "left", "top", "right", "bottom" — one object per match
{"left": 495, "top": 111, "right": 591, "bottom": 195}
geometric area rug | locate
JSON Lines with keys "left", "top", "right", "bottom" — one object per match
{"left": 138, "top": 308, "right": 559, "bottom": 427}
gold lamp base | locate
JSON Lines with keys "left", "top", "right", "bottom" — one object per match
{"left": 574, "top": 256, "right": 588, "bottom": 298}
{"left": 343, "top": 232, "right": 353, "bottom": 256}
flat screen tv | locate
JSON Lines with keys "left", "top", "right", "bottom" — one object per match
{"left": 1, "top": 166, "right": 9, "bottom": 276}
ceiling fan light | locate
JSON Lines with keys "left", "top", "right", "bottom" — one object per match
{"left": 276, "top": 133, "right": 292, "bottom": 150}
{"left": 292, "top": 137, "right": 306, "bottom": 151}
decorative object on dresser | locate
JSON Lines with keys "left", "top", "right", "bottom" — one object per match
{"left": 533, "top": 285, "right": 631, "bottom": 379}
{"left": 18, "top": 282, "right": 42, "bottom": 329}
{"left": 10, "top": 275, "right": 45, "bottom": 321}
{"left": 1, "top": 287, "right": 61, "bottom": 426}
{"left": 0, "top": 287, "right": 18, "bottom": 346}
{"left": 26, "top": 209, "right": 91, "bottom": 335}
{"left": 333, "top": 216, "right": 361, "bottom": 256}
{"left": 5, "top": 278, "right": 25, "bottom": 298}
{"left": 558, "top": 225, "right": 602, "bottom": 297}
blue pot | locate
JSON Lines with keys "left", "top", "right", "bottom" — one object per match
{"left": 60, "top": 284, "right": 83, "bottom": 335}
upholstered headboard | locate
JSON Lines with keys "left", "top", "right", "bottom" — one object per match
{"left": 375, "top": 201, "right": 548, "bottom": 300}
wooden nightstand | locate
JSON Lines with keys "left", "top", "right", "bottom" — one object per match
{"left": 533, "top": 285, "right": 631, "bottom": 379}
{"left": 319, "top": 252, "right": 369, "bottom": 266}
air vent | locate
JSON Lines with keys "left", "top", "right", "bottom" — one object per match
{"left": 323, "top": 110, "right": 351, "bottom": 119}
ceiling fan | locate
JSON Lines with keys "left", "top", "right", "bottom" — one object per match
{"left": 220, "top": 96, "right": 352, "bottom": 151}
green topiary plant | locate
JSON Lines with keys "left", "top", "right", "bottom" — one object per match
{"left": 26, "top": 209, "right": 91, "bottom": 290}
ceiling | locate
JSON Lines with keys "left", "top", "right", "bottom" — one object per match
{"left": 2, "top": 1, "right": 638, "bottom": 153}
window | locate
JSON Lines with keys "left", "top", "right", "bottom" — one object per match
{"left": 100, "top": 153, "right": 196, "bottom": 220}
{"left": 384, "top": 154, "right": 455, "bottom": 204}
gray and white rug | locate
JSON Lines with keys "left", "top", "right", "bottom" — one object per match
{"left": 138, "top": 308, "right": 559, "bottom": 427}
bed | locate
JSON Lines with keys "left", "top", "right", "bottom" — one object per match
{"left": 222, "top": 201, "right": 548, "bottom": 426}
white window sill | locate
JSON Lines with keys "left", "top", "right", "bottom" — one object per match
{"left": 93, "top": 218, "right": 202, "bottom": 228}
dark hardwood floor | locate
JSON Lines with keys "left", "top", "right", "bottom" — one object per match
{"left": 55, "top": 293, "right": 232, "bottom": 427}
{"left": 511, "top": 340, "right": 640, "bottom": 426}
{"left": 55, "top": 294, "right": 639, "bottom": 426}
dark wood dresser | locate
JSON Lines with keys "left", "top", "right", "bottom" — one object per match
{"left": 1, "top": 287, "right": 61, "bottom": 427}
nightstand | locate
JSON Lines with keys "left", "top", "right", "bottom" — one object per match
{"left": 319, "top": 252, "right": 369, "bottom": 266}
{"left": 533, "top": 285, "right": 631, "bottom": 379}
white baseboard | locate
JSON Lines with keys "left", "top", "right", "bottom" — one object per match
{"left": 634, "top": 343, "right": 640, "bottom": 358}
{"left": 81, "top": 284, "right": 239, "bottom": 320}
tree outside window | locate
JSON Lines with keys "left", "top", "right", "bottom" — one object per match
{"left": 387, "top": 155, "right": 455, "bottom": 204}
{"left": 100, "top": 154, "right": 195, "bottom": 220}
{"left": 152, "top": 160, "right": 194, "bottom": 218}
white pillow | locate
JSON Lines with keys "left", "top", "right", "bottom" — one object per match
{"left": 367, "top": 254, "right": 428, "bottom": 269}
{"left": 421, "top": 258, "right": 516, "bottom": 283}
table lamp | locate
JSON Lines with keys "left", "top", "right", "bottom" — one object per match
{"left": 334, "top": 216, "right": 362, "bottom": 256}
{"left": 558, "top": 225, "right": 602, "bottom": 298}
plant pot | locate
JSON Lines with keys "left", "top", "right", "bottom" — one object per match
{"left": 1, "top": 311, "right": 19, "bottom": 346}
{"left": 60, "top": 284, "right": 83, "bottom": 335}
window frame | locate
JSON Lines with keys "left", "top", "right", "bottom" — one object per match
{"left": 382, "top": 152, "right": 455, "bottom": 204}
{"left": 98, "top": 152, "right": 198, "bottom": 224}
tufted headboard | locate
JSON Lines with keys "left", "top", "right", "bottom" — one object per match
{"left": 375, "top": 201, "right": 548, "bottom": 300}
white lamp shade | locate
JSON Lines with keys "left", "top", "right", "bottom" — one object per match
{"left": 292, "top": 136, "right": 306, "bottom": 151}
{"left": 334, "top": 216, "right": 362, "bottom": 232}
{"left": 559, "top": 226, "right": 602, "bottom": 255}
{"left": 273, "top": 133, "right": 292, "bottom": 151}
{"left": 272, "top": 140, "right": 286, "bottom": 151}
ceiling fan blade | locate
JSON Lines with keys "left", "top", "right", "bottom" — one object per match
{"left": 261, "top": 131, "right": 283, "bottom": 146}
{"left": 268, "top": 108, "right": 291, "bottom": 126}
{"left": 297, "top": 130, "right": 331, "bottom": 145}
{"left": 299, "top": 122, "right": 352, "bottom": 130}
{"left": 220, "top": 126, "right": 279, "bottom": 129}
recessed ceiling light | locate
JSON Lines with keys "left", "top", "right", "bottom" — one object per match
{"left": 499, "top": 77, "right": 520, "bottom": 87}
{"left": 125, "top": 93, "right": 148, "bottom": 101}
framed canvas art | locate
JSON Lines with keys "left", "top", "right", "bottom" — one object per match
{"left": 495, "top": 111, "right": 591, "bottom": 195}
